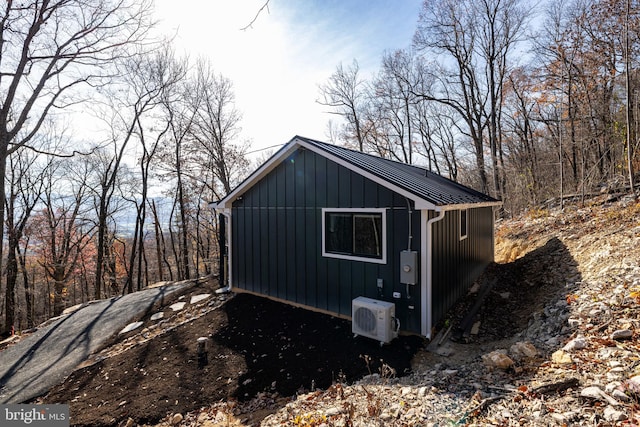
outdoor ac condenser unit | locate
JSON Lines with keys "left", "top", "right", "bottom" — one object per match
{"left": 352, "top": 296, "right": 399, "bottom": 345}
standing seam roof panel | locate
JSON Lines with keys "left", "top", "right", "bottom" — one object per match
{"left": 295, "top": 136, "right": 499, "bottom": 207}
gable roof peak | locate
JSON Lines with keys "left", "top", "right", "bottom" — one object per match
{"left": 212, "top": 136, "right": 501, "bottom": 210}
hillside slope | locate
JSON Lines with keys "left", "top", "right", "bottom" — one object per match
{"left": 44, "top": 195, "right": 640, "bottom": 426}
{"left": 256, "top": 195, "right": 640, "bottom": 426}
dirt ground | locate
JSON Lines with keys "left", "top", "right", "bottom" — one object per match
{"left": 40, "top": 196, "right": 624, "bottom": 427}
{"left": 42, "top": 239, "right": 573, "bottom": 427}
{"left": 42, "top": 286, "right": 423, "bottom": 427}
{"left": 448, "top": 235, "right": 580, "bottom": 343}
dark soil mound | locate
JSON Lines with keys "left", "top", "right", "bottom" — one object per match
{"left": 44, "top": 292, "right": 423, "bottom": 426}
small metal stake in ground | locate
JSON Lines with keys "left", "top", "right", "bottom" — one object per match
{"left": 197, "top": 337, "right": 209, "bottom": 368}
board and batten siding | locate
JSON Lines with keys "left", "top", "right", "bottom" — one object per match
{"left": 231, "top": 147, "right": 423, "bottom": 333}
{"left": 429, "top": 206, "right": 495, "bottom": 324}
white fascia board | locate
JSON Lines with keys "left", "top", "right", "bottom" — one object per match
{"left": 211, "top": 136, "right": 501, "bottom": 212}
{"left": 212, "top": 141, "right": 301, "bottom": 209}
{"left": 295, "top": 138, "right": 438, "bottom": 211}
{"left": 421, "top": 200, "right": 503, "bottom": 211}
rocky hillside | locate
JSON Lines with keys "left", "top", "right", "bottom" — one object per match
{"left": 148, "top": 194, "right": 640, "bottom": 427}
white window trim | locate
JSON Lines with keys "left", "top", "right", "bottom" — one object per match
{"left": 321, "top": 208, "right": 387, "bottom": 264}
{"left": 459, "top": 208, "right": 469, "bottom": 241}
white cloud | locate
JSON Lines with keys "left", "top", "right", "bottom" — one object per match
{"left": 153, "top": 0, "right": 421, "bottom": 154}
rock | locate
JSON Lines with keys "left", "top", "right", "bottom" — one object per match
{"left": 380, "top": 411, "right": 392, "bottom": 421}
{"left": 580, "top": 386, "right": 604, "bottom": 399}
{"left": 509, "top": 341, "right": 537, "bottom": 359}
{"left": 545, "top": 336, "right": 560, "bottom": 347}
{"left": 580, "top": 386, "right": 620, "bottom": 406}
{"left": 325, "top": 406, "right": 343, "bottom": 416}
{"left": 390, "top": 403, "right": 401, "bottom": 418}
{"left": 603, "top": 405, "right": 627, "bottom": 422}
{"left": 118, "top": 321, "right": 144, "bottom": 334}
{"left": 470, "top": 321, "right": 481, "bottom": 335}
{"left": 562, "top": 337, "right": 588, "bottom": 351}
{"left": 150, "top": 312, "right": 164, "bottom": 321}
{"left": 551, "top": 349, "right": 573, "bottom": 365}
{"left": 169, "top": 302, "right": 186, "bottom": 311}
{"left": 190, "top": 293, "right": 211, "bottom": 304}
{"left": 171, "top": 413, "right": 183, "bottom": 425}
{"left": 567, "top": 318, "right": 581, "bottom": 328}
{"left": 550, "top": 412, "right": 568, "bottom": 424}
{"left": 611, "top": 329, "right": 633, "bottom": 341}
{"left": 612, "top": 389, "right": 632, "bottom": 402}
{"left": 124, "top": 418, "right": 135, "bottom": 427}
{"left": 621, "top": 375, "right": 640, "bottom": 395}
{"left": 417, "top": 386, "right": 428, "bottom": 397}
{"left": 482, "top": 350, "right": 514, "bottom": 370}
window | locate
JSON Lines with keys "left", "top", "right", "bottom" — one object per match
{"left": 460, "top": 209, "right": 468, "bottom": 240}
{"left": 322, "top": 208, "right": 386, "bottom": 263}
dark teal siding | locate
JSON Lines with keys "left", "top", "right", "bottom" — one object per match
{"left": 231, "top": 147, "right": 423, "bottom": 333}
{"left": 430, "top": 207, "right": 494, "bottom": 324}
{"left": 231, "top": 147, "right": 495, "bottom": 334}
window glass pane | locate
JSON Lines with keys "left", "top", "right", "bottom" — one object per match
{"left": 326, "top": 213, "right": 352, "bottom": 254}
{"left": 460, "top": 209, "right": 468, "bottom": 238}
{"left": 353, "top": 214, "right": 382, "bottom": 257}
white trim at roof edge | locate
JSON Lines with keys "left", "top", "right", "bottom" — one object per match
{"left": 210, "top": 136, "right": 502, "bottom": 211}
{"left": 294, "top": 138, "right": 440, "bottom": 210}
{"left": 209, "top": 138, "right": 300, "bottom": 209}
{"left": 210, "top": 136, "right": 435, "bottom": 210}
{"left": 439, "top": 200, "right": 503, "bottom": 210}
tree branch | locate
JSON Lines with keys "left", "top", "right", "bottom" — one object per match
{"left": 240, "top": 1, "right": 270, "bottom": 31}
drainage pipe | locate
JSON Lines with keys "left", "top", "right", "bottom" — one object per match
{"left": 421, "top": 209, "right": 446, "bottom": 339}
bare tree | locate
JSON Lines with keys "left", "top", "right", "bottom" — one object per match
{"left": 157, "top": 65, "right": 199, "bottom": 282}
{"left": 32, "top": 159, "right": 93, "bottom": 317}
{"left": 317, "top": 60, "right": 369, "bottom": 151}
{"left": 0, "top": 0, "right": 155, "bottom": 332}
{"left": 373, "top": 50, "right": 419, "bottom": 164}
{"left": 626, "top": 0, "right": 636, "bottom": 195}
{"left": 189, "top": 60, "right": 248, "bottom": 199}
{"left": 87, "top": 145, "right": 136, "bottom": 299}
{"left": 531, "top": 0, "right": 640, "bottom": 199}
{"left": 413, "top": 0, "right": 490, "bottom": 193}
{"left": 120, "top": 48, "right": 187, "bottom": 293}
{"left": 4, "top": 149, "right": 49, "bottom": 331}
{"left": 413, "top": 0, "right": 528, "bottom": 196}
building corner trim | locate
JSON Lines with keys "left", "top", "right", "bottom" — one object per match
{"left": 422, "top": 209, "right": 445, "bottom": 339}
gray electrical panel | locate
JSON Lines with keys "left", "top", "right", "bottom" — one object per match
{"left": 399, "top": 250, "right": 418, "bottom": 284}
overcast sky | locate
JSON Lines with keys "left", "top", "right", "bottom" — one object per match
{"left": 154, "top": 0, "right": 422, "bottom": 156}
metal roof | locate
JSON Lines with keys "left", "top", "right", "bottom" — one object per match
{"left": 213, "top": 136, "right": 501, "bottom": 210}
{"left": 295, "top": 136, "right": 500, "bottom": 208}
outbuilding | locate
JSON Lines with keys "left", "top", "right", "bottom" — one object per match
{"left": 212, "top": 136, "right": 501, "bottom": 339}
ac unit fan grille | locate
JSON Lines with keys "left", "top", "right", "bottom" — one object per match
{"left": 354, "top": 307, "right": 377, "bottom": 332}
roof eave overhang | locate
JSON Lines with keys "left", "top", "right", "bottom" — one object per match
{"left": 211, "top": 136, "right": 503, "bottom": 212}
{"left": 210, "top": 138, "right": 301, "bottom": 210}
{"left": 429, "top": 200, "right": 503, "bottom": 211}
{"left": 295, "top": 138, "right": 444, "bottom": 210}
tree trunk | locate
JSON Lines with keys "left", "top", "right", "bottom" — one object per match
{"left": 151, "top": 200, "right": 164, "bottom": 281}
{"left": 18, "top": 248, "right": 33, "bottom": 328}
{"left": 95, "top": 194, "right": 108, "bottom": 300}
{"left": 0, "top": 142, "right": 10, "bottom": 336}
{"left": 52, "top": 269, "right": 67, "bottom": 317}
{"left": 5, "top": 233, "right": 20, "bottom": 334}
